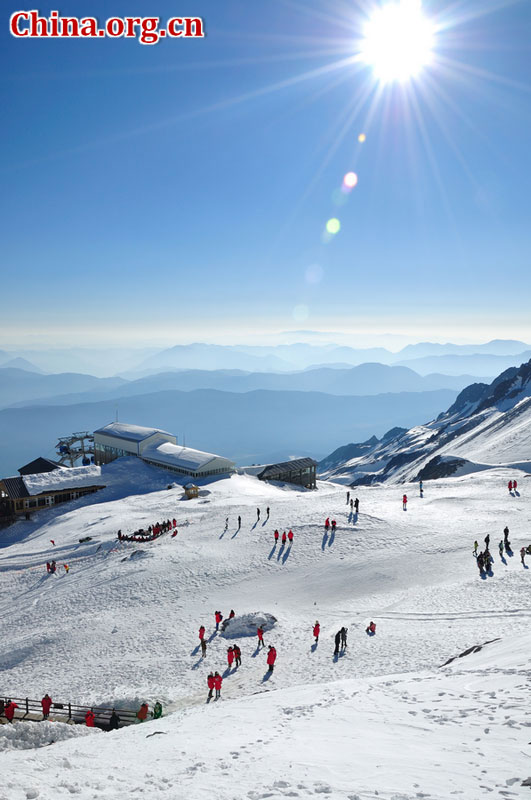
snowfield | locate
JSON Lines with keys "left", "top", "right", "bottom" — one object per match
{"left": 0, "top": 457, "right": 529, "bottom": 799}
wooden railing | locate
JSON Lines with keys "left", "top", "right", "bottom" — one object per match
{"left": 1, "top": 696, "right": 142, "bottom": 729}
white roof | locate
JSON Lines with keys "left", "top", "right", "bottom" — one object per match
{"left": 23, "top": 465, "right": 104, "bottom": 495}
{"left": 142, "top": 442, "right": 231, "bottom": 472}
{"left": 94, "top": 422, "right": 173, "bottom": 442}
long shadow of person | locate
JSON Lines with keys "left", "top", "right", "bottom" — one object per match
{"left": 252, "top": 645, "right": 261, "bottom": 658}
{"left": 328, "top": 530, "right": 335, "bottom": 546}
{"left": 333, "top": 652, "right": 339, "bottom": 663}
{"left": 262, "top": 670, "right": 273, "bottom": 683}
{"left": 353, "top": 512, "right": 358, "bottom": 524}
{"left": 277, "top": 543, "right": 285, "bottom": 561}
{"left": 268, "top": 544, "right": 277, "bottom": 560}
{"left": 231, "top": 528, "right": 240, "bottom": 539}
{"left": 311, "top": 642, "right": 318, "bottom": 653}
{"left": 515, "top": 490, "right": 520, "bottom": 497}
{"left": 501, "top": 555, "right": 507, "bottom": 565}
{"left": 208, "top": 631, "right": 217, "bottom": 643}
{"left": 219, "top": 530, "right": 226, "bottom": 539}
{"left": 252, "top": 521, "right": 258, "bottom": 531}
{"left": 322, "top": 531, "right": 328, "bottom": 551}
{"left": 282, "top": 545, "right": 291, "bottom": 564}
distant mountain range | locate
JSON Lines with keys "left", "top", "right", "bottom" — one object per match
{"left": 0, "top": 387, "right": 457, "bottom": 477}
{"left": 0, "top": 364, "right": 487, "bottom": 410}
{"left": 319, "top": 358, "right": 531, "bottom": 485}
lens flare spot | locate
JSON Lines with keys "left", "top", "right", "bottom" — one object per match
{"left": 343, "top": 172, "right": 358, "bottom": 189}
{"left": 293, "top": 304, "right": 309, "bottom": 322}
{"left": 358, "top": 133, "right": 366, "bottom": 143}
{"left": 305, "top": 264, "right": 324, "bottom": 284}
{"left": 326, "top": 218, "right": 341, "bottom": 235}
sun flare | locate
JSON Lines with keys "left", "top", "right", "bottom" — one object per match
{"left": 361, "top": 0, "right": 435, "bottom": 84}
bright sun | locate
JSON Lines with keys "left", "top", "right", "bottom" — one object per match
{"left": 361, "top": 0, "right": 435, "bottom": 84}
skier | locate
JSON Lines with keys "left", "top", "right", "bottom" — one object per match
{"left": 402, "top": 494, "right": 407, "bottom": 510}
{"left": 41, "top": 694, "right": 52, "bottom": 720}
{"left": 108, "top": 709, "right": 120, "bottom": 730}
{"left": 508, "top": 480, "right": 513, "bottom": 493}
{"left": 238, "top": 516, "right": 241, "bottom": 529}
{"left": 257, "top": 507, "right": 260, "bottom": 520}
{"left": 85, "top": 709, "right": 95, "bottom": 727}
{"left": 340, "top": 627, "right": 348, "bottom": 649}
{"left": 207, "top": 673, "right": 215, "bottom": 700}
{"left": 214, "top": 672, "right": 222, "bottom": 699}
{"left": 215, "top": 611, "right": 223, "bottom": 631}
{"left": 153, "top": 701, "right": 163, "bottom": 719}
{"left": 274, "top": 530, "right": 279, "bottom": 543}
{"left": 334, "top": 630, "right": 341, "bottom": 656}
{"left": 227, "top": 646, "right": 235, "bottom": 668}
{"left": 4, "top": 700, "right": 18, "bottom": 723}
{"left": 234, "top": 644, "right": 242, "bottom": 667}
{"left": 313, "top": 621, "right": 320, "bottom": 643}
{"left": 366, "top": 621, "right": 376, "bottom": 635}
{"left": 346, "top": 490, "right": 350, "bottom": 504}
{"left": 473, "top": 540, "right": 478, "bottom": 556}
{"left": 267, "top": 645, "right": 277, "bottom": 672}
{"left": 325, "top": 518, "right": 330, "bottom": 530}
{"left": 257, "top": 626, "right": 265, "bottom": 648}
{"left": 521, "top": 547, "right": 526, "bottom": 566}
{"left": 288, "top": 530, "right": 293, "bottom": 544}
{"left": 137, "top": 703, "right": 149, "bottom": 722}
{"left": 282, "top": 531, "right": 287, "bottom": 545}
{"left": 354, "top": 498, "right": 359, "bottom": 513}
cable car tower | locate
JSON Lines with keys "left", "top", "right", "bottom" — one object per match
{"left": 55, "top": 432, "right": 95, "bottom": 467}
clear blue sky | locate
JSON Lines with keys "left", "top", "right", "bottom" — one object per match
{"left": 2, "top": 0, "right": 531, "bottom": 346}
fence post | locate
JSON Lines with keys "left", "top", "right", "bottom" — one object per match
{"left": 68, "top": 703, "right": 72, "bottom": 720}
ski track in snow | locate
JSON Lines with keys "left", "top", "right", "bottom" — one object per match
{"left": 0, "top": 459, "right": 529, "bottom": 799}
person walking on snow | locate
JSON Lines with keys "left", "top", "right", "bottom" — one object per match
{"left": 85, "top": 709, "right": 95, "bottom": 727}
{"left": 229, "top": 609, "right": 235, "bottom": 619}
{"left": 214, "top": 672, "right": 222, "bottom": 699}
{"left": 63, "top": 564, "right": 69, "bottom": 573}
{"left": 227, "top": 646, "right": 235, "bottom": 668}
{"left": 498, "top": 540, "right": 504, "bottom": 557}
{"left": 108, "top": 709, "right": 120, "bottom": 730}
{"left": 402, "top": 494, "right": 407, "bottom": 510}
{"left": 215, "top": 611, "right": 223, "bottom": 631}
{"left": 266, "top": 507, "right": 270, "bottom": 518}
{"left": 508, "top": 480, "right": 513, "bottom": 492}
{"left": 504, "top": 526, "right": 510, "bottom": 548}
{"left": 313, "top": 621, "right": 320, "bottom": 643}
{"left": 274, "top": 530, "right": 279, "bottom": 543}
{"left": 331, "top": 520, "right": 336, "bottom": 531}
{"left": 340, "top": 627, "right": 348, "bottom": 649}
{"left": 282, "top": 531, "right": 287, "bottom": 545}
{"left": 207, "top": 673, "right": 215, "bottom": 700}
{"left": 224, "top": 517, "right": 228, "bottom": 532}
{"left": 473, "top": 540, "right": 479, "bottom": 555}
{"left": 288, "top": 530, "right": 293, "bottom": 544}
{"left": 172, "top": 518, "right": 177, "bottom": 528}
{"left": 137, "top": 703, "right": 149, "bottom": 722}
{"left": 41, "top": 694, "right": 52, "bottom": 720}
{"left": 325, "top": 518, "right": 330, "bottom": 530}
{"left": 234, "top": 644, "right": 242, "bottom": 667}
{"left": 4, "top": 701, "right": 18, "bottom": 723}
{"left": 267, "top": 645, "right": 277, "bottom": 672}
{"left": 257, "top": 626, "right": 265, "bottom": 648}
{"left": 334, "top": 630, "right": 341, "bottom": 656}
{"left": 521, "top": 547, "right": 526, "bottom": 566}
{"left": 350, "top": 499, "right": 354, "bottom": 511}
{"left": 513, "top": 479, "right": 518, "bottom": 491}
{"left": 484, "top": 534, "right": 490, "bottom": 549}
{"left": 257, "top": 507, "right": 260, "bottom": 520}
{"left": 153, "top": 702, "right": 163, "bottom": 719}
{"left": 199, "top": 625, "right": 205, "bottom": 642}
{"left": 346, "top": 490, "right": 350, "bottom": 504}
{"left": 354, "top": 498, "right": 359, "bottom": 513}
{"left": 238, "top": 515, "right": 241, "bottom": 529}
{"left": 366, "top": 621, "right": 376, "bottom": 635}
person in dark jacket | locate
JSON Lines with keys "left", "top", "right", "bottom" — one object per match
{"left": 334, "top": 630, "right": 341, "bottom": 655}
{"left": 108, "top": 709, "right": 120, "bottom": 730}
{"left": 340, "top": 627, "right": 348, "bottom": 649}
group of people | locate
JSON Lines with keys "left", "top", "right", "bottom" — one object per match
{"left": 346, "top": 492, "right": 360, "bottom": 513}
{"left": 508, "top": 479, "right": 518, "bottom": 493}
{"left": 1, "top": 695, "right": 162, "bottom": 730}
{"left": 117, "top": 518, "right": 177, "bottom": 543}
{"left": 473, "top": 525, "right": 529, "bottom": 572}
{"left": 324, "top": 518, "right": 336, "bottom": 531}
{"left": 273, "top": 529, "right": 293, "bottom": 545}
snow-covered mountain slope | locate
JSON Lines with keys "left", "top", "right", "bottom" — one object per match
{"left": 0, "top": 458, "right": 530, "bottom": 798}
{"left": 319, "top": 359, "right": 531, "bottom": 485}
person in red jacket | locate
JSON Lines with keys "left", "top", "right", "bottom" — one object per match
{"left": 514, "top": 479, "right": 518, "bottom": 491}
{"left": 257, "top": 626, "right": 264, "bottom": 648}
{"left": 4, "top": 700, "right": 18, "bottom": 723}
{"left": 215, "top": 611, "right": 223, "bottom": 631}
{"left": 199, "top": 625, "right": 205, "bottom": 641}
{"left": 281, "top": 531, "right": 287, "bottom": 545}
{"left": 172, "top": 518, "right": 177, "bottom": 528}
{"left": 136, "top": 703, "right": 149, "bottom": 722}
{"left": 324, "top": 518, "right": 330, "bottom": 530}
{"left": 366, "top": 621, "right": 376, "bottom": 635}
{"left": 207, "top": 672, "right": 215, "bottom": 700}
{"left": 313, "top": 621, "right": 320, "bottom": 643}
{"left": 274, "top": 530, "right": 279, "bottom": 543}
{"left": 402, "top": 494, "right": 407, "bottom": 510}
{"left": 85, "top": 709, "right": 95, "bottom": 727}
{"left": 288, "top": 530, "right": 293, "bottom": 543}
{"left": 233, "top": 644, "right": 241, "bottom": 667}
{"left": 267, "top": 645, "right": 277, "bottom": 672}
{"left": 214, "top": 672, "right": 222, "bottom": 699}
{"left": 227, "top": 646, "right": 234, "bottom": 667}
{"left": 508, "top": 480, "right": 513, "bottom": 492}
{"left": 41, "top": 694, "right": 52, "bottom": 720}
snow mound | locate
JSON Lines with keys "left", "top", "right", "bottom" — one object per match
{"left": 221, "top": 612, "right": 277, "bottom": 638}
{"left": 0, "top": 720, "right": 100, "bottom": 752}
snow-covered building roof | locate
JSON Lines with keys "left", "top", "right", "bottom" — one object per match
{"left": 94, "top": 422, "right": 174, "bottom": 442}
{"left": 22, "top": 465, "right": 105, "bottom": 495}
{"left": 141, "top": 442, "right": 235, "bottom": 476}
